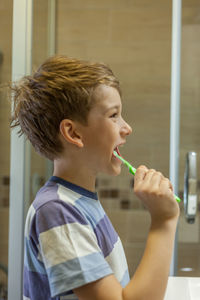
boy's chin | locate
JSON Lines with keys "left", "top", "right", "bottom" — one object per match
{"left": 98, "top": 162, "right": 122, "bottom": 176}
{"left": 107, "top": 166, "right": 121, "bottom": 176}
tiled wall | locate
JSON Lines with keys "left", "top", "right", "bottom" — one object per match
{"left": 57, "top": 0, "right": 172, "bottom": 177}
{"left": 0, "top": 0, "right": 12, "bottom": 184}
{"left": 0, "top": 0, "right": 12, "bottom": 290}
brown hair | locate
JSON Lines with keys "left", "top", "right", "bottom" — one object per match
{"left": 10, "top": 55, "right": 121, "bottom": 160}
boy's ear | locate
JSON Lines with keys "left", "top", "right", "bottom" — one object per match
{"left": 59, "top": 119, "right": 84, "bottom": 148}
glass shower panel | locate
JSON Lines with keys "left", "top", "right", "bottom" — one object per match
{"left": 0, "top": 0, "right": 13, "bottom": 298}
{"left": 56, "top": 0, "right": 172, "bottom": 276}
{"left": 28, "top": 0, "right": 53, "bottom": 207}
{"left": 177, "top": 0, "right": 200, "bottom": 277}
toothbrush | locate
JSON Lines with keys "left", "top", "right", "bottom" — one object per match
{"left": 113, "top": 150, "right": 181, "bottom": 203}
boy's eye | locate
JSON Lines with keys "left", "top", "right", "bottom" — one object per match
{"left": 110, "top": 112, "right": 118, "bottom": 118}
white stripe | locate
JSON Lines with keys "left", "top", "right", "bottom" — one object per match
{"left": 24, "top": 205, "right": 36, "bottom": 238}
{"left": 23, "top": 296, "right": 31, "bottom": 300}
{"left": 105, "top": 237, "right": 128, "bottom": 282}
{"left": 39, "top": 222, "right": 101, "bottom": 268}
{"left": 37, "top": 242, "right": 43, "bottom": 262}
{"left": 57, "top": 184, "right": 80, "bottom": 206}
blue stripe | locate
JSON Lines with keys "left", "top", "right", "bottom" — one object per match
{"left": 50, "top": 176, "right": 98, "bottom": 200}
{"left": 24, "top": 237, "right": 46, "bottom": 274}
{"left": 75, "top": 196, "right": 105, "bottom": 228}
{"left": 120, "top": 269, "right": 130, "bottom": 287}
{"left": 35, "top": 200, "right": 88, "bottom": 235}
{"left": 94, "top": 216, "right": 118, "bottom": 257}
{"left": 74, "top": 196, "right": 118, "bottom": 257}
{"left": 23, "top": 265, "right": 56, "bottom": 299}
{"left": 47, "top": 252, "right": 112, "bottom": 297}
{"left": 33, "top": 180, "right": 59, "bottom": 210}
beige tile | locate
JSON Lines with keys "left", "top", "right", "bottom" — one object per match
{"left": 0, "top": 208, "right": 9, "bottom": 269}
{"left": 101, "top": 199, "right": 120, "bottom": 210}
{"left": 0, "top": 269, "right": 7, "bottom": 286}
{"left": 123, "top": 242, "right": 146, "bottom": 276}
{"left": 0, "top": 0, "right": 12, "bottom": 178}
{"left": 178, "top": 242, "right": 200, "bottom": 277}
{"left": 0, "top": 247, "right": 8, "bottom": 266}
{"left": 57, "top": 0, "right": 171, "bottom": 10}
{"left": 106, "top": 209, "right": 151, "bottom": 243}
{"left": 183, "top": 0, "right": 200, "bottom": 6}
{"left": 57, "top": 8, "right": 110, "bottom": 43}
{"left": 178, "top": 215, "right": 199, "bottom": 243}
{"left": 56, "top": 42, "right": 88, "bottom": 61}
{"left": 106, "top": 209, "right": 130, "bottom": 241}
{"left": 126, "top": 210, "right": 151, "bottom": 242}
{"left": 85, "top": 40, "right": 171, "bottom": 65}
{"left": 110, "top": 16, "right": 171, "bottom": 44}
{"left": 182, "top": 8, "right": 200, "bottom": 24}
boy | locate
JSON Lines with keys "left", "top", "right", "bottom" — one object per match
{"left": 11, "top": 55, "right": 179, "bottom": 300}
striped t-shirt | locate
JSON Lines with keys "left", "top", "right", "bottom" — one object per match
{"left": 23, "top": 176, "right": 130, "bottom": 300}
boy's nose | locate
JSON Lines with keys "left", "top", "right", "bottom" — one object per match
{"left": 121, "top": 118, "right": 132, "bottom": 136}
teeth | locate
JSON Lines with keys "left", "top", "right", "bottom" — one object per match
{"left": 113, "top": 145, "right": 124, "bottom": 157}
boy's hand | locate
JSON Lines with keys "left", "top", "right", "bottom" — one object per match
{"left": 134, "top": 165, "right": 180, "bottom": 224}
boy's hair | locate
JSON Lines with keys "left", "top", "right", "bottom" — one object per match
{"left": 10, "top": 55, "right": 121, "bottom": 160}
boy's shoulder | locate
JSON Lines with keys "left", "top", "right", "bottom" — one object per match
{"left": 32, "top": 176, "right": 88, "bottom": 211}
{"left": 25, "top": 177, "right": 94, "bottom": 239}
{"left": 28, "top": 176, "right": 103, "bottom": 229}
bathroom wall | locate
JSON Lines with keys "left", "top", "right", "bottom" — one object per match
{"left": 0, "top": 0, "right": 12, "bottom": 194}
{"left": 0, "top": 0, "right": 12, "bottom": 293}
{"left": 56, "top": 0, "right": 172, "bottom": 175}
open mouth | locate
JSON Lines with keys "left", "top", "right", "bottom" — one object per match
{"left": 113, "top": 145, "right": 123, "bottom": 157}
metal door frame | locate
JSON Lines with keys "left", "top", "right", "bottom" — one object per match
{"left": 169, "top": 0, "right": 182, "bottom": 275}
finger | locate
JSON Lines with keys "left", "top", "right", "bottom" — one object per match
{"left": 143, "top": 169, "right": 156, "bottom": 183}
{"left": 150, "top": 171, "right": 164, "bottom": 189}
{"left": 135, "top": 165, "right": 148, "bottom": 182}
{"left": 159, "top": 177, "right": 174, "bottom": 195}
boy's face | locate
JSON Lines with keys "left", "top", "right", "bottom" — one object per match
{"left": 79, "top": 85, "right": 132, "bottom": 176}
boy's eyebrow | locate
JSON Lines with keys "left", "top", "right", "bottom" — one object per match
{"left": 103, "top": 104, "right": 121, "bottom": 113}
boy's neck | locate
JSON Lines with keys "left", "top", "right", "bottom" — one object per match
{"left": 53, "top": 157, "right": 97, "bottom": 193}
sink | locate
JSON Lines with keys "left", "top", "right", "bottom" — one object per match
{"left": 164, "top": 277, "right": 200, "bottom": 300}
{"left": 188, "top": 278, "right": 200, "bottom": 300}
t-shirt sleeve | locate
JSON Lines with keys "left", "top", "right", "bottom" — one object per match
{"left": 35, "top": 200, "right": 113, "bottom": 297}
